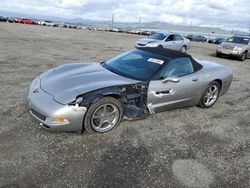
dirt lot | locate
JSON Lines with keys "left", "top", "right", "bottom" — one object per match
{"left": 0, "top": 22, "right": 249, "bottom": 188}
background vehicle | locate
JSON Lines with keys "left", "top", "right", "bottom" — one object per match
{"left": 208, "top": 38, "right": 225, "bottom": 44}
{"left": 193, "top": 35, "right": 207, "bottom": 42}
{"left": 136, "top": 32, "right": 191, "bottom": 53}
{"left": 185, "top": 34, "right": 194, "bottom": 41}
{"left": 27, "top": 47, "right": 233, "bottom": 134}
{"left": 216, "top": 36, "right": 250, "bottom": 61}
{"left": 17, "top": 18, "right": 36, "bottom": 24}
{"left": 40, "top": 20, "right": 56, "bottom": 27}
{"left": 0, "top": 16, "right": 8, "bottom": 22}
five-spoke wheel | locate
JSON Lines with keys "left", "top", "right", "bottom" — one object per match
{"left": 84, "top": 97, "right": 123, "bottom": 133}
{"left": 199, "top": 81, "right": 221, "bottom": 108}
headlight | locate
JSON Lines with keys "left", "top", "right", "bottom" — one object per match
{"left": 69, "top": 97, "right": 83, "bottom": 106}
{"left": 146, "top": 42, "right": 159, "bottom": 47}
{"left": 45, "top": 117, "right": 69, "bottom": 124}
{"left": 234, "top": 47, "right": 242, "bottom": 51}
{"left": 75, "top": 97, "right": 83, "bottom": 104}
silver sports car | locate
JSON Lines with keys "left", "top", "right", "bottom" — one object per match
{"left": 27, "top": 47, "right": 233, "bottom": 133}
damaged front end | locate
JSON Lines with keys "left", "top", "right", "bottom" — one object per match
{"left": 72, "top": 82, "right": 150, "bottom": 121}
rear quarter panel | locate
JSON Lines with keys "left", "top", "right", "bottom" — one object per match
{"left": 197, "top": 59, "right": 233, "bottom": 96}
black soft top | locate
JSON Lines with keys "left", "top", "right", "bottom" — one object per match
{"left": 136, "top": 46, "right": 202, "bottom": 71}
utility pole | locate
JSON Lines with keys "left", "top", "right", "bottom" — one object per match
{"left": 111, "top": 14, "right": 114, "bottom": 29}
{"left": 190, "top": 19, "right": 192, "bottom": 32}
{"left": 249, "top": 24, "right": 250, "bottom": 36}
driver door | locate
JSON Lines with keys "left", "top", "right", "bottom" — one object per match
{"left": 163, "top": 34, "right": 176, "bottom": 50}
{"left": 147, "top": 58, "right": 201, "bottom": 113}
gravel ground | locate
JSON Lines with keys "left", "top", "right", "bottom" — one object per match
{"left": 0, "top": 22, "right": 249, "bottom": 188}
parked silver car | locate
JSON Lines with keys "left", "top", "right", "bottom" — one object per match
{"left": 39, "top": 20, "right": 56, "bottom": 27}
{"left": 27, "top": 47, "right": 232, "bottom": 134}
{"left": 136, "top": 33, "right": 191, "bottom": 53}
{"left": 216, "top": 36, "right": 250, "bottom": 61}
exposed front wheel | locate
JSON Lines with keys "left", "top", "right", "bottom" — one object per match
{"left": 84, "top": 97, "right": 123, "bottom": 134}
{"left": 199, "top": 81, "right": 220, "bottom": 108}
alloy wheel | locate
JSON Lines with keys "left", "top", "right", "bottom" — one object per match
{"left": 91, "top": 103, "right": 119, "bottom": 132}
{"left": 204, "top": 84, "right": 219, "bottom": 107}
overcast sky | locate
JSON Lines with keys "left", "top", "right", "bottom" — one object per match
{"left": 0, "top": 0, "right": 249, "bottom": 31}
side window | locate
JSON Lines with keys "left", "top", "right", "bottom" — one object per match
{"left": 166, "top": 35, "right": 174, "bottom": 42}
{"left": 160, "top": 58, "right": 194, "bottom": 78}
{"left": 175, "top": 35, "right": 183, "bottom": 41}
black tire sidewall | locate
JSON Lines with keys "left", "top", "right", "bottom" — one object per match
{"left": 199, "top": 81, "right": 221, "bottom": 108}
{"left": 83, "top": 97, "right": 123, "bottom": 134}
{"left": 216, "top": 52, "right": 221, "bottom": 57}
{"left": 239, "top": 52, "right": 246, "bottom": 61}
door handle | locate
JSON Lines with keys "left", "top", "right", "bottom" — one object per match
{"left": 192, "top": 76, "right": 199, "bottom": 82}
{"left": 152, "top": 89, "right": 175, "bottom": 97}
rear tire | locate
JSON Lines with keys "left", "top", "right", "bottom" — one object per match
{"left": 157, "top": 45, "right": 163, "bottom": 48}
{"left": 181, "top": 46, "right": 187, "bottom": 53}
{"left": 198, "top": 81, "right": 221, "bottom": 108}
{"left": 83, "top": 97, "right": 123, "bottom": 134}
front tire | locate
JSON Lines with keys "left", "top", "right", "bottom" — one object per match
{"left": 216, "top": 52, "right": 221, "bottom": 57}
{"left": 239, "top": 51, "right": 247, "bottom": 61}
{"left": 198, "top": 81, "right": 220, "bottom": 108}
{"left": 84, "top": 97, "right": 123, "bottom": 134}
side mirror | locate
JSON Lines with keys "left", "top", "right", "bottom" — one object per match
{"left": 161, "top": 77, "right": 180, "bottom": 83}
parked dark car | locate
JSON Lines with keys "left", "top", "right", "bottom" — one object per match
{"left": 185, "top": 35, "right": 194, "bottom": 41}
{"left": 193, "top": 35, "right": 207, "bottom": 42}
{"left": 0, "top": 16, "right": 8, "bottom": 22}
{"left": 141, "top": 30, "right": 151, "bottom": 36}
{"left": 208, "top": 38, "right": 225, "bottom": 44}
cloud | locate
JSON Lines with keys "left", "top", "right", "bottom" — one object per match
{"left": 0, "top": 0, "right": 249, "bottom": 31}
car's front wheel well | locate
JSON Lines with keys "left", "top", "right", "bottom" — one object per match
{"left": 103, "top": 94, "right": 122, "bottom": 100}
{"left": 214, "top": 79, "right": 222, "bottom": 88}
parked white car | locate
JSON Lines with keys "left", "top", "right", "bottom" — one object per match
{"left": 40, "top": 21, "right": 55, "bottom": 27}
{"left": 136, "top": 32, "right": 191, "bottom": 53}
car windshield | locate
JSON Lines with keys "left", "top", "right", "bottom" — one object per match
{"left": 149, "top": 33, "right": 167, "bottom": 40}
{"left": 104, "top": 49, "right": 169, "bottom": 81}
{"left": 226, "top": 37, "right": 250, "bottom": 45}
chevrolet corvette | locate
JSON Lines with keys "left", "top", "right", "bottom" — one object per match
{"left": 27, "top": 47, "right": 233, "bottom": 133}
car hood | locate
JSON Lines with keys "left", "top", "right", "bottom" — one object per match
{"left": 221, "top": 42, "right": 246, "bottom": 48}
{"left": 137, "top": 38, "right": 159, "bottom": 45}
{"left": 40, "top": 63, "right": 139, "bottom": 104}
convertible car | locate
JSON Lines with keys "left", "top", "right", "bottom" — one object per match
{"left": 27, "top": 47, "right": 233, "bottom": 133}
